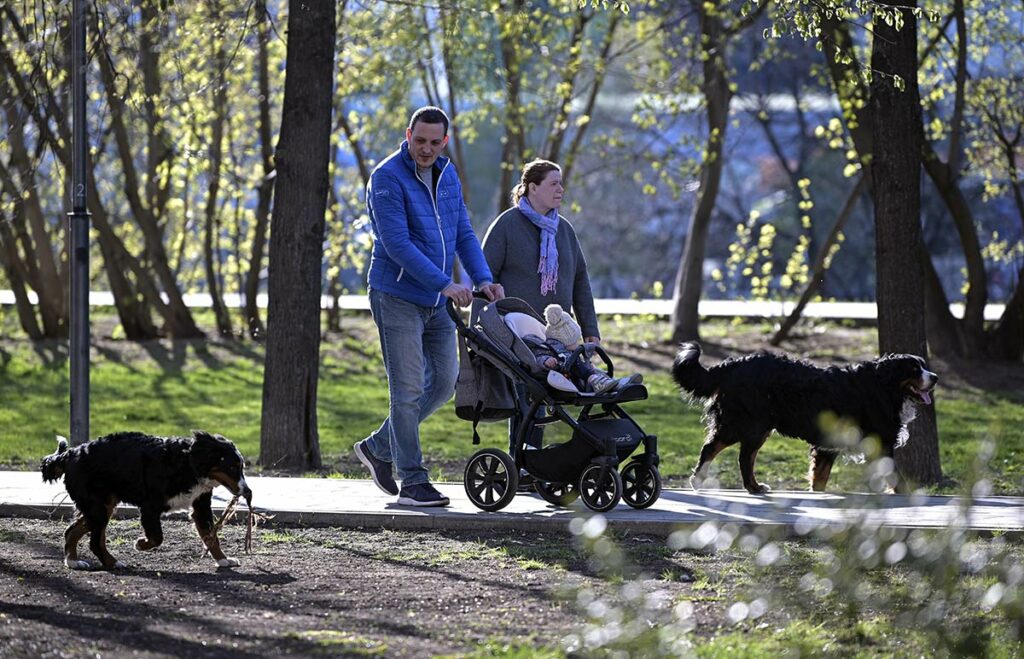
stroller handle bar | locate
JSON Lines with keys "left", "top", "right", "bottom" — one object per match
{"left": 565, "top": 342, "right": 614, "bottom": 378}
{"left": 445, "top": 290, "right": 491, "bottom": 329}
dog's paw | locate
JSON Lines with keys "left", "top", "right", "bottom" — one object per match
{"left": 135, "top": 537, "right": 159, "bottom": 551}
{"left": 216, "top": 557, "right": 241, "bottom": 568}
{"left": 747, "top": 483, "right": 772, "bottom": 495}
{"left": 64, "top": 558, "right": 95, "bottom": 570}
{"left": 111, "top": 560, "right": 128, "bottom": 569}
{"left": 689, "top": 475, "right": 702, "bottom": 491}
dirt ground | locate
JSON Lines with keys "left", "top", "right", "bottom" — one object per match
{"left": 0, "top": 516, "right": 714, "bottom": 658}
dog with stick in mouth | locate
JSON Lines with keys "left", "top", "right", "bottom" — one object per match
{"left": 41, "top": 430, "right": 252, "bottom": 570}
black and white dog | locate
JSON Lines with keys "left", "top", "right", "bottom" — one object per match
{"left": 672, "top": 342, "right": 937, "bottom": 493}
{"left": 41, "top": 430, "right": 252, "bottom": 570}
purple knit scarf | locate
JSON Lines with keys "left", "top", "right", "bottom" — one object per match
{"left": 518, "top": 197, "right": 559, "bottom": 295}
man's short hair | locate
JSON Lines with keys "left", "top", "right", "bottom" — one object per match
{"left": 408, "top": 106, "right": 450, "bottom": 135}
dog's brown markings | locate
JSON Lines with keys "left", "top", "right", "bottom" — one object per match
{"left": 197, "top": 527, "right": 228, "bottom": 562}
{"left": 63, "top": 514, "right": 89, "bottom": 564}
{"left": 199, "top": 493, "right": 258, "bottom": 561}
{"left": 809, "top": 448, "right": 838, "bottom": 492}
{"left": 690, "top": 436, "right": 735, "bottom": 486}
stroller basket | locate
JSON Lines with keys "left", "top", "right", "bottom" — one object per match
{"left": 521, "top": 417, "right": 645, "bottom": 483}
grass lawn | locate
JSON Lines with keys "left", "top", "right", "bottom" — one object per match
{"left": 1, "top": 311, "right": 1022, "bottom": 495}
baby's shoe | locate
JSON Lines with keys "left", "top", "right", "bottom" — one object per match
{"left": 587, "top": 372, "right": 618, "bottom": 393}
{"left": 615, "top": 373, "right": 644, "bottom": 389}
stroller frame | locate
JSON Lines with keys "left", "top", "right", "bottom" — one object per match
{"left": 449, "top": 294, "right": 661, "bottom": 512}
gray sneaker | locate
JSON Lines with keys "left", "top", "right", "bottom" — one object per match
{"left": 615, "top": 373, "right": 644, "bottom": 389}
{"left": 354, "top": 440, "right": 399, "bottom": 496}
{"left": 397, "top": 482, "right": 450, "bottom": 507}
{"left": 587, "top": 372, "right": 618, "bottom": 393}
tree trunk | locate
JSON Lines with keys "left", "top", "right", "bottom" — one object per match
{"left": 243, "top": 0, "right": 275, "bottom": 340}
{"left": 0, "top": 76, "right": 66, "bottom": 338}
{"left": 86, "top": 180, "right": 161, "bottom": 340}
{"left": 870, "top": 2, "right": 941, "bottom": 487}
{"left": 921, "top": 143, "right": 987, "bottom": 346}
{"left": 543, "top": 10, "right": 589, "bottom": 164}
{"left": 560, "top": 9, "right": 620, "bottom": 185}
{"left": 94, "top": 17, "right": 203, "bottom": 339}
{"left": 0, "top": 217, "right": 43, "bottom": 339}
{"left": 259, "top": 0, "right": 336, "bottom": 472}
{"left": 140, "top": 0, "right": 172, "bottom": 218}
{"left": 670, "top": 6, "right": 731, "bottom": 343}
{"left": 989, "top": 265, "right": 1024, "bottom": 361}
{"left": 822, "top": 9, "right": 1017, "bottom": 363}
{"left": 0, "top": 13, "right": 159, "bottom": 338}
{"left": 202, "top": 0, "right": 233, "bottom": 338}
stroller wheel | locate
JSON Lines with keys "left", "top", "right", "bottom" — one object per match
{"left": 578, "top": 464, "right": 622, "bottom": 512}
{"left": 534, "top": 480, "right": 579, "bottom": 507}
{"left": 621, "top": 461, "right": 662, "bottom": 509}
{"left": 464, "top": 448, "right": 519, "bottom": 512}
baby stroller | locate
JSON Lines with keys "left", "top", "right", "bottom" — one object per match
{"left": 448, "top": 294, "right": 661, "bottom": 513}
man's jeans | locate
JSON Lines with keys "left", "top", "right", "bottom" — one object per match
{"left": 363, "top": 289, "right": 458, "bottom": 487}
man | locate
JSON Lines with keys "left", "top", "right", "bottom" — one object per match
{"left": 354, "top": 106, "right": 503, "bottom": 507}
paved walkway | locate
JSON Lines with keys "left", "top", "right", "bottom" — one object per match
{"left": 2, "top": 471, "right": 1021, "bottom": 536}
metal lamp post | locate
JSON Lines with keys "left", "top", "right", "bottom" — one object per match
{"left": 68, "top": 0, "right": 91, "bottom": 446}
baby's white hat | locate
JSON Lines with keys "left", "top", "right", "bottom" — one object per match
{"left": 544, "top": 304, "right": 582, "bottom": 346}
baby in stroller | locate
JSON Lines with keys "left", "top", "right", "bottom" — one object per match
{"left": 509, "top": 304, "right": 642, "bottom": 395}
{"left": 451, "top": 294, "right": 662, "bottom": 513}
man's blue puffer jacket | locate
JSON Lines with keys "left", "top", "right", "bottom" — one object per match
{"left": 366, "top": 141, "right": 492, "bottom": 307}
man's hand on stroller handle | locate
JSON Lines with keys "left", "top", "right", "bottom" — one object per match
{"left": 443, "top": 282, "right": 504, "bottom": 307}
{"left": 442, "top": 283, "right": 474, "bottom": 307}
{"left": 478, "top": 282, "right": 504, "bottom": 301}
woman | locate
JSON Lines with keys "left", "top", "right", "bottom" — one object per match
{"left": 481, "top": 159, "right": 601, "bottom": 470}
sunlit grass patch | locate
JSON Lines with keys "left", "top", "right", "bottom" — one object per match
{"left": 0, "top": 530, "right": 28, "bottom": 543}
{"left": 441, "top": 639, "right": 562, "bottom": 659}
{"left": 262, "top": 530, "right": 305, "bottom": 545}
{"left": 285, "top": 629, "right": 387, "bottom": 655}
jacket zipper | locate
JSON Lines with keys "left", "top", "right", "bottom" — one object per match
{"left": 414, "top": 159, "right": 450, "bottom": 306}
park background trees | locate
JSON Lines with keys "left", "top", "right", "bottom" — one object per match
{"left": 0, "top": 0, "right": 1021, "bottom": 475}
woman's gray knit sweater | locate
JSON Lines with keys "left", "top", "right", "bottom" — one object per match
{"left": 481, "top": 207, "right": 600, "bottom": 339}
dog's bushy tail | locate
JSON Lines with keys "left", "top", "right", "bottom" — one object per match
{"left": 672, "top": 342, "right": 717, "bottom": 399}
{"left": 40, "top": 436, "right": 69, "bottom": 483}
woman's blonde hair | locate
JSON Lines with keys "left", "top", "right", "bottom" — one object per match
{"left": 511, "top": 159, "right": 561, "bottom": 206}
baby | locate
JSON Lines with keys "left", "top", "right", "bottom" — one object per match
{"left": 516, "top": 304, "right": 642, "bottom": 394}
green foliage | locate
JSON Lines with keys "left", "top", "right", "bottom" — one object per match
{"left": 562, "top": 489, "right": 1023, "bottom": 657}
